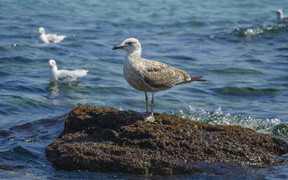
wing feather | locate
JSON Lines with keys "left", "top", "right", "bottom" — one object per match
{"left": 46, "top": 34, "right": 66, "bottom": 43}
{"left": 141, "top": 58, "right": 190, "bottom": 89}
{"left": 57, "top": 69, "right": 88, "bottom": 81}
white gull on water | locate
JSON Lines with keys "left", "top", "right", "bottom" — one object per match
{"left": 38, "top": 27, "right": 66, "bottom": 43}
{"left": 49, "top": 59, "right": 88, "bottom": 86}
{"left": 274, "top": 9, "right": 288, "bottom": 23}
{"left": 113, "top": 38, "right": 206, "bottom": 122}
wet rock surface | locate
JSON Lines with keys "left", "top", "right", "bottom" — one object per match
{"left": 46, "top": 106, "right": 288, "bottom": 175}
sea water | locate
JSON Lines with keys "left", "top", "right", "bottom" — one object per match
{"left": 0, "top": 0, "right": 288, "bottom": 179}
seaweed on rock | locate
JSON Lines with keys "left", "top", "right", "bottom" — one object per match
{"left": 46, "top": 106, "right": 288, "bottom": 175}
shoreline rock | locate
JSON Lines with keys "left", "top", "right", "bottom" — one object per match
{"left": 46, "top": 106, "right": 288, "bottom": 175}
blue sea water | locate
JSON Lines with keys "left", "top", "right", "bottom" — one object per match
{"left": 0, "top": 0, "right": 288, "bottom": 179}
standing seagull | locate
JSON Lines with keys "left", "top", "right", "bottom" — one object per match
{"left": 274, "top": 9, "right": 288, "bottom": 23}
{"left": 113, "top": 38, "right": 205, "bottom": 122}
{"left": 49, "top": 59, "right": 88, "bottom": 86}
{"left": 38, "top": 27, "right": 66, "bottom": 43}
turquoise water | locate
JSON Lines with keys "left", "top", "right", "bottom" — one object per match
{"left": 1, "top": 0, "right": 288, "bottom": 179}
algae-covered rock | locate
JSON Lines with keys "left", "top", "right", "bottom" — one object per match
{"left": 46, "top": 106, "right": 288, "bottom": 175}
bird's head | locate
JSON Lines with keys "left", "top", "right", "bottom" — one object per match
{"left": 112, "top": 38, "right": 141, "bottom": 54}
{"left": 38, "top": 27, "right": 45, "bottom": 35}
{"left": 274, "top": 9, "right": 283, "bottom": 15}
{"left": 49, "top": 59, "right": 57, "bottom": 68}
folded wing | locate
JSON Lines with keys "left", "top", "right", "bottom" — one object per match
{"left": 47, "top": 34, "right": 66, "bottom": 43}
{"left": 57, "top": 69, "right": 88, "bottom": 82}
{"left": 141, "top": 58, "right": 193, "bottom": 90}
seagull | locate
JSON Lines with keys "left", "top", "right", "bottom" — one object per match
{"left": 38, "top": 27, "right": 66, "bottom": 43}
{"left": 48, "top": 59, "right": 88, "bottom": 86}
{"left": 112, "top": 38, "right": 206, "bottom": 122}
{"left": 274, "top": 9, "right": 288, "bottom": 23}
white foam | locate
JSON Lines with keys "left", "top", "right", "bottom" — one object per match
{"left": 167, "top": 105, "right": 282, "bottom": 135}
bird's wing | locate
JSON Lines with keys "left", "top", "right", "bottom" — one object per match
{"left": 283, "top": 16, "right": 288, "bottom": 22}
{"left": 140, "top": 58, "right": 191, "bottom": 89}
{"left": 57, "top": 70, "right": 76, "bottom": 81}
{"left": 46, "top": 34, "right": 66, "bottom": 42}
{"left": 46, "top": 34, "right": 58, "bottom": 42}
{"left": 57, "top": 69, "right": 87, "bottom": 81}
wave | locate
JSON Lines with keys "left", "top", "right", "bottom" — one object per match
{"left": 234, "top": 27, "right": 264, "bottom": 38}
{"left": 166, "top": 106, "right": 287, "bottom": 137}
{"left": 0, "top": 56, "right": 33, "bottom": 63}
{"left": 211, "top": 67, "right": 262, "bottom": 75}
{"left": 213, "top": 87, "right": 281, "bottom": 96}
{"left": 205, "top": 23, "right": 288, "bottom": 41}
{"left": 233, "top": 23, "right": 288, "bottom": 38}
{"left": 0, "top": 116, "right": 65, "bottom": 165}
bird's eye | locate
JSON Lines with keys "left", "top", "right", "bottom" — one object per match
{"left": 127, "top": 42, "right": 133, "bottom": 45}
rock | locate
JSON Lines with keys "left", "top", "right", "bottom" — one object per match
{"left": 46, "top": 106, "right": 288, "bottom": 175}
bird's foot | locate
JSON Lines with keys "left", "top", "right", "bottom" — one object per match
{"left": 144, "top": 114, "right": 155, "bottom": 122}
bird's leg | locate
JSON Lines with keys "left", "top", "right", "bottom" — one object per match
{"left": 145, "top": 92, "right": 149, "bottom": 114}
{"left": 144, "top": 92, "right": 155, "bottom": 122}
{"left": 151, "top": 92, "right": 154, "bottom": 116}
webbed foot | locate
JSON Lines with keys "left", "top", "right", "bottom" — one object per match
{"left": 144, "top": 114, "right": 155, "bottom": 122}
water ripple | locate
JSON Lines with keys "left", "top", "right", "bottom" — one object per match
{"left": 214, "top": 87, "right": 281, "bottom": 96}
{"left": 212, "top": 68, "right": 262, "bottom": 75}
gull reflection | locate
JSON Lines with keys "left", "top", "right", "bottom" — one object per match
{"left": 48, "top": 83, "right": 60, "bottom": 98}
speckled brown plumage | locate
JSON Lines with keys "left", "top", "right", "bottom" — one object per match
{"left": 113, "top": 38, "right": 205, "bottom": 122}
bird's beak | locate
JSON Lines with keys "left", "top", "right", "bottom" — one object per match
{"left": 112, "top": 44, "right": 125, "bottom": 50}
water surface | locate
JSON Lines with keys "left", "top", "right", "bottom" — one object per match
{"left": 0, "top": 0, "right": 288, "bottom": 179}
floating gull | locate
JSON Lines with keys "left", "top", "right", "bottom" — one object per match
{"left": 49, "top": 59, "right": 88, "bottom": 86}
{"left": 38, "top": 27, "right": 66, "bottom": 43}
{"left": 113, "top": 38, "right": 206, "bottom": 122}
{"left": 274, "top": 9, "right": 288, "bottom": 23}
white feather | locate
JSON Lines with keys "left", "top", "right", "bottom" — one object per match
{"left": 39, "top": 27, "right": 66, "bottom": 43}
{"left": 49, "top": 59, "right": 88, "bottom": 83}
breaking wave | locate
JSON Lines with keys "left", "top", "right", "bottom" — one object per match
{"left": 166, "top": 106, "right": 288, "bottom": 137}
